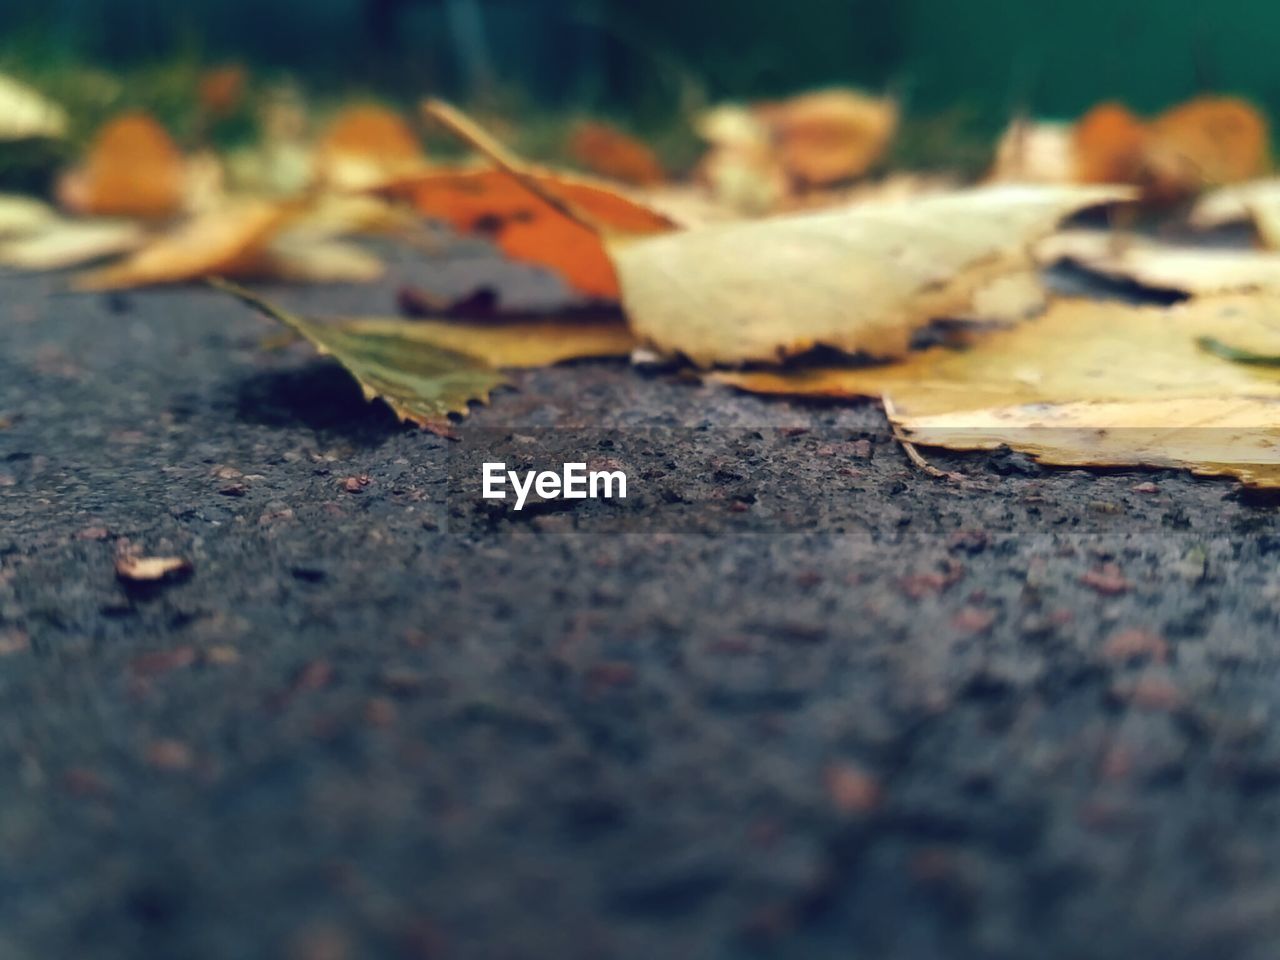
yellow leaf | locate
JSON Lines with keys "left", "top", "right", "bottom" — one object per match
{"left": 0, "top": 219, "right": 146, "bottom": 270}
{"left": 338, "top": 315, "right": 635, "bottom": 368}
{"left": 1038, "top": 229, "right": 1280, "bottom": 295}
{"left": 714, "top": 296, "right": 1280, "bottom": 487}
{"left": 0, "top": 73, "right": 67, "bottom": 141}
{"left": 989, "top": 119, "right": 1077, "bottom": 185}
{"left": 73, "top": 200, "right": 298, "bottom": 290}
{"left": 0, "top": 194, "right": 60, "bottom": 238}
{"left": 215, "top": 282, "right": 507, "bottom": 434}
{"left": 610, "top": 185, "right": 1130, "bottom": 366}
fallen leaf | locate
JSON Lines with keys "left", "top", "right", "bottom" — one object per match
{"left": 1073, "top": 102, "right": 1147, "bottom": 184}
{"left": 0, "top": 73, "right": 67, "bottom": 140}
{"left": 315, "top": 103, "right": 427, "bottom": 190}
{"left": 73, "top": 200, "right": 299, "bottom": 290}
{"left": 115, "top": 555, "right": 193, "bottom": 583}
{"left": 338, "top": 314, "right": 635, "bottom": 368}
{"left": 714, "top": 296, "right": 1280, "bottom": 487}
{"left": 214, "top": 281, "right": 508, "bottom": 433}
{"left": 569, "top": 121, "right": 664, "bottom": 186}
{"left": 1038, "top": 229, "right": 1280, "bottom": 296}
{"left": 1143, "top": 96, "right": 1270, "bottom": 201}
{"left": 58, "top": 112, "right": 188, "bottom": 219}
{"left": 1189, "top": 178, "right": 1280, "bottom": 229}
{"left": 262, "top": 235, "right": 385, "bottom": 284}
{"left": 989, "top": 119, "right": 1076, "bottom": 184}
{"left": 610, "top": 184, "right": 1129, "bottom": 366}
{"left": 389, "top": 101, "right": 680, "bottom": 300}
{"left": 0, "top": 194, "right": 59, "bottom": 237}
{"left": 755, "top": 88, "right": 898, "bottom": 187}
{"left": 0, "top": 218, "right": 147, "bottom": 270}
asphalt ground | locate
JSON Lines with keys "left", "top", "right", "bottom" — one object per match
{"left": 4, "top": 242, "right": 1280, "bottom": 960}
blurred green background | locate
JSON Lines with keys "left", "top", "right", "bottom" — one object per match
{"left": 2, "top": 0, "right": 1277, "bottom": 139}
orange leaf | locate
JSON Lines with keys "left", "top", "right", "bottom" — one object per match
{"left": 384, "top": 166, "right": 677, "bottom": 300}
{"left": 1073, "top": 102, "right": 1147, "bottom": 184}
{"left": 1143, "top": 96, "right": 1271, "bottom": 200}
{"left": 57, "top": 112, "right": 186, "bottom": 220}
{"left": 755, "top": 88, "right": 898, "bottom": 187}
{"left": 73, "top": 200, "right": 299, "bottom": 290}
{"left": 568, "top": 121, "right": 665, "bottom": 187}
{"left": 316, "top": 104, "right": 426, "bottom": 190}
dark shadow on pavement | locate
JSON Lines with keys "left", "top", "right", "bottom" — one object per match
{"left": 231, "top": 361, "right": 406, "bottom": 443}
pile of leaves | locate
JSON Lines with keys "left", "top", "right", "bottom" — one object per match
{"left": 4, "top": 67, "right": 1280, "bottom": 488}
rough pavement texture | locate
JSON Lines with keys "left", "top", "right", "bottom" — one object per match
{"left": 3, "top": 249, "right": 1280, "bottom": 960}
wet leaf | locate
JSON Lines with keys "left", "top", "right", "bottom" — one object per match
{"left": 215, "top": 281, "right": 508, "bottom": 433}
{"left": 610, "top": 184, "right": 1130, "bottom": 366}
{"left": 715, "top": 296, "right": 1280, "bottom": 487}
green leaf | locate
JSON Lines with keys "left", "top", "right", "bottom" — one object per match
{"left": 213, "top": 279, "right": 507, "bottom": 435}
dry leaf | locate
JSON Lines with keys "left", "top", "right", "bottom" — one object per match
{"left": 316, "top": 104, "right": 427, "bottom": 190}
{"left": 216, "top": 282, "right": 507, "bottom": 433}
{"left": 695, "top": 142, "right": 789, "bottom": 216}
{"left": 1189, "top": 179, "right": 1280, "bottom": 248}
{"left": 990, "top": 119, "right": 1076, "bottom": 184}
{"left": 340, "top": 315, "right": 635, "bottom": 368}
{"left": 1188, "top": 178, "right": 1280, "bottom": 229}
{"left": 1143, "top": 96, "right": 1270, "bottom": 200}
{"left": 116, "top": 555, "right": 192, "bottom": 583}
{"left": 715, "top": 296, "right": 1280, "bottom": 487}
{"left": 0, "top": 73, "right": 67, "bottom": 140}
{"left": 58, "top": 113, "right": 188, "bottom": 219}
{"left": 0, "top": 194, "right": 59, "bottom": 237}
{"left": 73, "top": 200, "right": 299, "bottom": 290}
{"left": 756, "top": 88, "right": 898, "bottom": 187}
{"left": 610, "top": 185, "right": 1130, "bottom": 366}
{"left": 569, "top": 121, "right": 664, "bottom": 187}
{"left": 1037, "top": 229, "right": 1280, "bottom": 296}
{"left": 394, "top": 102, "right": 680, "bottom": 299}
{"left": 383, "top": 165, "right": 678, "bottom": 298}
{"left": 261, "top": 236, "right": 385, "bottom": 284}
{"left": 1073, "top": 102, "right": 1147, "bottom": 184}
{"left": 0, "top": 219, "right": 147, "bottom": 270}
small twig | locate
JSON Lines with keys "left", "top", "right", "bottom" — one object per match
{"left": 882, "top": 394, "right": 955, "bottom": 480}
